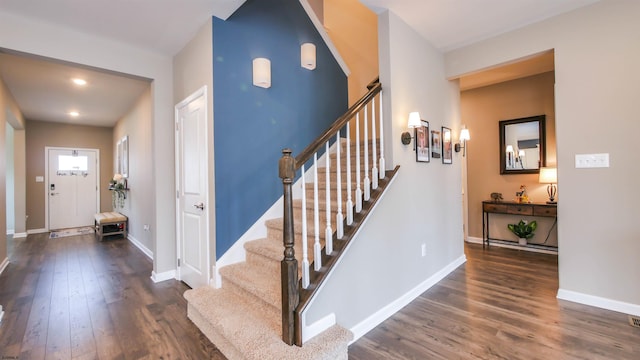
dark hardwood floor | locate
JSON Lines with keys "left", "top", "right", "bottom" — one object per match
{"left": 349, "top": 244, "right": 640, "bottom": 359}
{"left": 0, "top": 232, "right": 224, "bottom": 359}
{"left": 2, "top": 234, "right": 638, "bottom": 359}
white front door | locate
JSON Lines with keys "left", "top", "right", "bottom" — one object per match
{"left": 47, "top": 148, "right": 99, "bottom": 230}
{"left": 175, "top": 87, "right": 209, "bottom": 288}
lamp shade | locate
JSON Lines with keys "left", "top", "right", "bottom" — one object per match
{"left": 506, "top": 145, "right": 514, "bottom": 153}
{"left": 460, "top": 127, "right": 470, "bottom": 141}
{"left": 253, "top": 58, "right": 271, "bottom": 88}
{"left": 539, "top": 167, "right": 557, "bottom": 183}
{"left": 407, "top": 112, "right": 421, "bottom": 128}
{"left": 301, "top": 43, "right": 316, "bottom": 70}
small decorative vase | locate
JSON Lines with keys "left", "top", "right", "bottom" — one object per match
{"left": 518, "top": 238, "right": 527, "bottom": 246}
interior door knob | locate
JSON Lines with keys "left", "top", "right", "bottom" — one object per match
{"left": 194, "top": 202, "right": 205, "bottom": 210}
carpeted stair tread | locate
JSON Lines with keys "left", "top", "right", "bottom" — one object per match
{"left": 265, "top": 217, "right": 336, "bottom": 238}
{"left": 245, "top": 237, "right": 318, "bottom": 267}
{"left": 185, "top": 286, "right": 352, "bottom": 360}
{"left": 219, "top": 262, "right": 281, "bottom": 310}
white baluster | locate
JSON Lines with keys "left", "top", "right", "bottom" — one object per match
{"left": 378, "top": 91, "right": 385, "bottom": 180}
{"left": 355, "top": 113, "right": 362, "bottom": 213}
{"left": 313, "top": 153, "right": 321, "bottom": 271}
{"left": 346, "top": 122, "right": 354, "bottom": 225}
{"left": 300, "top": 165, "right": 309, "bottom": 289}
{"left": 371, "top": 97, "right": 379, "bottom": 190}
{"left": 363, "top": 104, "right": 371, "bottom": 201}
{"left": 336, "top": 133, "right": 344, "bottom": 239}
{"left": 325, "top": 142, "right": 333, "bottom": 254}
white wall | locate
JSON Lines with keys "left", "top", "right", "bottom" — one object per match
{"left": 304, "top": 10, "right": 465, "bottom": 341}
{"left": 114, "top": 88, "right": 154, "bottom": 256}
{"left": 173, "top": 19, "right": 216, "bottom": 274}
{"left": 0, "top": 11, "right": 177, "bottom": 276}
{"left": 446, "top": 0, "right": 640, "bottom": 314}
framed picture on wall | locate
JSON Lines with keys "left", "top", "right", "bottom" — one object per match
{"left": 415, "top": 120, "right": 430, "bottom": 162}
{"left": 442, "top": 127, "right": 452, "bottom": 164}
{"left": 431, "top": 129, "right": 441, "bottom": 159}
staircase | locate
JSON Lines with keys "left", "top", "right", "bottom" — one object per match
{"left": 185, "top": 81, "right": 398, "bottom": 358}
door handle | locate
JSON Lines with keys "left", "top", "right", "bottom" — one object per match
{"left": 193, "top": 202, "right": 205, "bottom": 210}
{"left": 50, "top": 192, "right": 60, "bottom": 196}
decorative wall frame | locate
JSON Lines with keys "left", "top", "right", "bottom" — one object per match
{"left": 442, "top": 126, "right": 452, "bottom": 164}
{"left": 431, "top": 129, "right": 441, "bottom": 159}
{"left": 415, "top": 120, "right": 430, "bottom": 162}
{"left": 116, "top": 135, "right": 129, "bottom": 178}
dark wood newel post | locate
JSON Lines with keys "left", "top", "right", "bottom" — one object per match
{"left": 279, "top": 148, "right": 299, "bottom": 346}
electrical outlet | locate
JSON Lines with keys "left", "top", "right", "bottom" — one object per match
{"left": 421, "top": 244, "right": 427, "bottom": 257}
{"left": 144, "top": 224, "right": 150, "bottom": 231}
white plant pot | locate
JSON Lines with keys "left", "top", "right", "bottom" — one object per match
{"left": 518, "top": 238, "right": 527, "bottom": 246}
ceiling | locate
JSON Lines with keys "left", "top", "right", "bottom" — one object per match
{"left": 0, "top": 0, "right": 598, "bottom": 127}
{"left": 360, "top": 0, "right": 599, "bottom": 51}
{"left": 0, "top": 51, "right": 150, "bottom": 127}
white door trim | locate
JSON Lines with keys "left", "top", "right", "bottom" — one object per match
{"left": 174, "top": 86, "right": 210, "bottom": 286}
{"left": 45, "top": 146, "right": 100, "bottom": 231}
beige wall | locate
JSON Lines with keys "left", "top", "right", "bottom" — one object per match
{"left": 25, "top": 120, "right": 113, "bottom": 230}
{"left": 114, "top": 87, "right": 154, "bottom": 253}
{"left": 446, "top": 0, "right": 640, "bottom": 312}
{"left": 325, "top": 0, "right": 378, "bottom": 104}
{"left": 462, "top": 72, "right": 557, "bottom": 245}
{"left": 173, "top": 19, "right": 215, "bottom": 273}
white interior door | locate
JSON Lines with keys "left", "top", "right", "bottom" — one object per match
{"left": 175, "top": 87, "right": 209, "bottom": 288}
{"left": 47, "top": 148, "right": 99, "bottom": 230}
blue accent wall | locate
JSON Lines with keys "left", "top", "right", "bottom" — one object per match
{"left": 213, "top": 0, "right": 348, "bottom": 259}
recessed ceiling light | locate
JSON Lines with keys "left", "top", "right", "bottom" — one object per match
{"left": 69, "top": 111, "right": 80, "bottom": 117}
{"left": 72, "top": 78, "right": 87, "bottom": 86}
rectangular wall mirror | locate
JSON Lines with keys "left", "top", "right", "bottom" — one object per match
{"left": 499, "top": 115, "right": 546, "bottom": 174}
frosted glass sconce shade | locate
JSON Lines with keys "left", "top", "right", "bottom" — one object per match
{"left": 301, "top": 43, "right": 316, "bottom": 70}
{"left": 253, "top": 58, "right": 271, "bottom": 88}
{"left": 402, "top": 112, "right": 422, "bottom": 145}
{"left": 407, "top": 112, "right": 421, "bottom": 128}
{"left": 455, "top": 126, "right": 471, "bottom": 156}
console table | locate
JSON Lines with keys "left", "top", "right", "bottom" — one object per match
{"left": 482, "top": 200, "right": 557, "bottom": 249}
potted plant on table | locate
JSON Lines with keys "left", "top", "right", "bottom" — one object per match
{"left": 507, "top": 219, "right": 537, "bottom": 245}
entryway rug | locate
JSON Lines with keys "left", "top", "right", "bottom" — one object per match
{"left": 49, "top": 226, "right": 94, "bottom": 239}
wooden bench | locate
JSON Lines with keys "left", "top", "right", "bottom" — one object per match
{"left": 94, "top": 212, "right": 128, "bottom": 241}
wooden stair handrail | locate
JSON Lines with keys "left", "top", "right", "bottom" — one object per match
{"left": 294, "top": 81, "right": 381, "bottom": 169}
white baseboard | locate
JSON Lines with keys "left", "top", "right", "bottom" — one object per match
{"left": 349, "top": 254, "right": 467, "bottom": 343}
{"left": 466, "top": 236, "right": 558, "bottom": 255}
{"left": 27, "top": 228, "right": 48, "bottom": 234}
{"left": 13, "top": 232, "right": 27, "bottom": 239}
{"left": 302, "top": 313, "right": 337, "bottom": 343}
{"left": 6, "top": 229, "right": 14, "bottom": 235}
{"left": 128, "top": 234, "right": 153, "bottom": 260}
{"left": 0, "top": 257, "right": 9, "bottom": 276}
{"left": 557, "top": 288, "right": 640, "bottom": 317}
{"left": 151, "top": 269, "right": 176, "bottom": 283}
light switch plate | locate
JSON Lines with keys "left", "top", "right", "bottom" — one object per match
{"left": 36, "top": 176, "right": 44, "bottom": 182}
{"left": 575, "top": 153, "right": 609, "bottom": 168}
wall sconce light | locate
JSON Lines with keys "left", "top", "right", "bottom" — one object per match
{"left": 539, "top": 167, "right": 557, "bottom": 204}
{"left": 253, "top": 58, "right": 271, "bottom": 88}
{"left": 401, "top": 111, "right": 422, "bottom": 145}
{"left": 301, "top": 43, "right": 316, "bottom": 70}
{"left": 454, "top": 126, "right": 471, "bottom": 156}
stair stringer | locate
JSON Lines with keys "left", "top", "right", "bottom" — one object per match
{"left": 298, "top": 166, "right": 400, "bottom": 343}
